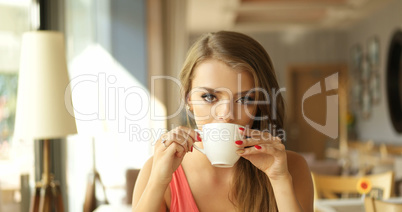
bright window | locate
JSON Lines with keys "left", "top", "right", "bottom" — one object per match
{"left": 0, "top": 1, "right": 33, "bottom": 211}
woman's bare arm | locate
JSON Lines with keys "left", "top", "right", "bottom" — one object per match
{"left": 132, "top": 127, "right": 197, "bottom": 212}
{"left": 236, "top": 129, "right": 314, "bottom": 212}
{"left": 132, "top": 157, "right": 167, "bottom": 212}
{"left": 270, "top": 151, "right": 314, "bottom": 212}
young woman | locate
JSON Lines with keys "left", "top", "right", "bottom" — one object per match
{"left": 132, "top": 31, "right": 314, "bottom": 212}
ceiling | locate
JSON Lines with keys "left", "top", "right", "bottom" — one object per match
{"left": 187, "top": 0, "right": 395, "bottom": 35}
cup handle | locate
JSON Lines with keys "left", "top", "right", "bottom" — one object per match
{"left": 193, "top": 129, "right": 205, "bottom": 155}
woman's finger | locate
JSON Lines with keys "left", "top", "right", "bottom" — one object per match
{"left": 165, "top": 141, "right": 186, "bottom": 158}
{"left": 239, "top": 128, "right": 280, "bottom": 140}
{"left": 159, "top": 126, "right": 201, "bottom": 153}
{"left": 236, "top": 142, "right": 285, "bottom": 157}
{"left": 235, "top": 133, "right": 281, "bottom": 148}
{"left": 159, "top": 132, "right": 189, "bottom": 152}
{"left": 174, "top": 126, "right": 198, "bottom": 152}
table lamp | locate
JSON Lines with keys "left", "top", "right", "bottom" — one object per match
{"left": 14, "top": 31, "right": 77, "bottom": 212}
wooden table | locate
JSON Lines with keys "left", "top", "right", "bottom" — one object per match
{"left": 94, "top": 204, "right": 131, "bottom": 212}
{"left": 315, "top": 197, "right": 402, "bottom": 212}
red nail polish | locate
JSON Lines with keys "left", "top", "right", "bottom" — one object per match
{"left": 239, "top": 127, "right": 245, "bottom": 131}
{"left": 255, "top": 145, "right": 262, "bottom": 150}
{"left": 197, "top": 133, "right": 202, "bottom": 141}
{"left": 191, "top": 146, "right": 193, "bottom": 152}
{"left": 235, "top": 140, "right": 243, "bottom": 145}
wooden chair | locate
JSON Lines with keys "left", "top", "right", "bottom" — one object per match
{"left": 311, "top": 171, "right": 395, "bottom": 199}
{"left": 364, "top": 197, "right": 402, "bottom": 212}
{"left": 125, "top": 169, "right": 140, "bottom": 204}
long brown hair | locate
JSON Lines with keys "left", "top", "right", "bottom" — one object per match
{"left": 179, "top": 31, "right": 284, "bottom": 212}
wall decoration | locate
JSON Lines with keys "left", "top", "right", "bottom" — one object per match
{"left": 351, "top": 44, "right": 363, "bottom": 111}
{"left": 350, "top": 36, "right": 381, "bottom": 120}
{"left": 352, "top": 44, "right": 363, "bottom": 70}
{"left": 370, "top": 70, "right": 381, "bottom": 104}
{"left": 368, "top": 37, "right": 380, "bottom": 67}
{"left": 361, "top": 55, "right": 371, "bottom": 82}
{"left": 367, "top": 37, "right": 381, "bottom": 105}
{"left": 361, "top": 86, "right": 372, "bottom": 119}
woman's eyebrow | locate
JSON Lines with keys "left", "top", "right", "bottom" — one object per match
{"left": 197, "top": 87, "right": 222, "bottom": 94}
{"left": 196, "top": 87, "right": 255, "bottom": 96}
{"left": 236, "top": 90, "right": 255, "bottom": 96}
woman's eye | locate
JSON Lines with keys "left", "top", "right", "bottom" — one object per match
{"left": 201, "top": 93, "right": 217, "bottom": 103}
{"left": 236, "top": 96, "right": 255, "bottom": 104}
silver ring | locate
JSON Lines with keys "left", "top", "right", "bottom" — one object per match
{"left": 161, "top": 137, "right": 168, "bottom": 147}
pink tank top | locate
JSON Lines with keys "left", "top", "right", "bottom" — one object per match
{"left": 169, "top": 165, "right": 199, "bottom": 212}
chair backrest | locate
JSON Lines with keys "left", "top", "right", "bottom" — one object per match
{"left": 364, "top": 197, "right": 402, "bottom": 212}
{"left": 311, "top": 171, "right": 395, "bottom": 199}
{"left": 125, "top": 169, "right": 140, "bottom": 204}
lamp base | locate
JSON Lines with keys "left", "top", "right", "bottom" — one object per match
{"left": 30, "top": 175, "right": 64, "bottom": 212}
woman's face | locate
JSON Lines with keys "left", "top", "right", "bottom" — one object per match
{"left": 188, "top": 59, "right": 257, "bottom": 129}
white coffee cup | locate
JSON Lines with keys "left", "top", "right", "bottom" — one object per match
{"left": 193, "top": 123, "right": 244, "bottom": 168}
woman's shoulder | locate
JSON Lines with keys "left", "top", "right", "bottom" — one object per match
{"left": 285, "top": 151, "right": 314, "bottom": 211}
{"left": 285, "top": 150, "right": 306, "bottom": 161}
{"left": 285, "top": 150, "right": 311, "bottom": 174}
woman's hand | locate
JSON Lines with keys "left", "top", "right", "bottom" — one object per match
{"left": 150, "top": 126, "right": 200, "bottom": 185}
{"left": 235, "top": 128, "right": 289, "bottom": 180}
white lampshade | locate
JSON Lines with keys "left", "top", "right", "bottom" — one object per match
{"left": 14, "top": 31, "right": 77, "bottom": 140}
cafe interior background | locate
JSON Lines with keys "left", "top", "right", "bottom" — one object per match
{"left": 0, "top": 0, "right": 401, "bottom": 211}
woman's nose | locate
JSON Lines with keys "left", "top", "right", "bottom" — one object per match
{"left": 213, "top": 100, "right": 234, "bottom": 122}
